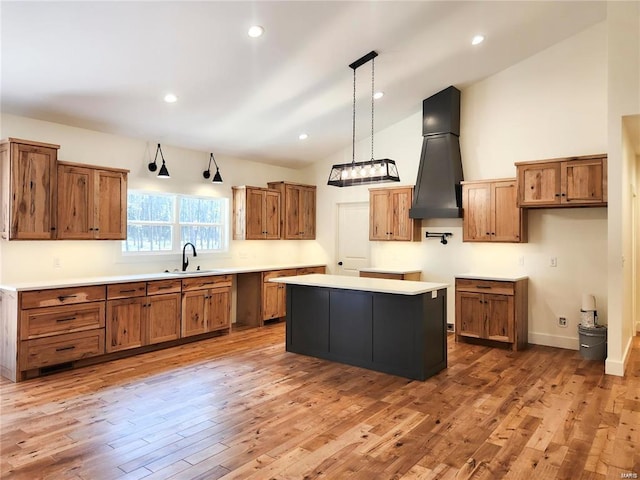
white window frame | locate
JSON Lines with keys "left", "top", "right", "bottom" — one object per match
{"left": 121, "top": 190, "right": 230, "bottom": 258}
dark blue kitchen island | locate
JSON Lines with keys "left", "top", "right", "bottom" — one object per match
{"left": 270, "top": 274, "right": 449, "bottom": 381}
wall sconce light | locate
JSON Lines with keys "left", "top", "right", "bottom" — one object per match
{"left": 148, "top": 143, "right": 170, "bottom": 178}
{"left": 202, "top": 153, "right": 223, "bottom": 183}
{"left": 425, "top": 231, "right": 453, "bottom": 245}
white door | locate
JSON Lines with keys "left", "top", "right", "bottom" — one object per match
{"left": 336, "top": 202, "right": 370, "bottom": 276}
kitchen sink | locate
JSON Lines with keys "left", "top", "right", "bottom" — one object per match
{"left": 164, "top": 269, "right": 220, "bottom": 275}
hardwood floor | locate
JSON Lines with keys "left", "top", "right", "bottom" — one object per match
{"left": 1, "top": 322, "right": 638, "bottom": 480}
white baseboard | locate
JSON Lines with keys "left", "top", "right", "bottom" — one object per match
{"left": 605, "top": 358, "right": 625, "bottom": 376}
{"left": 605, "top": 336, "right": 634, "bottom": 377}
{"left": 528, "top": 332, "right": 579, "bottom": 350}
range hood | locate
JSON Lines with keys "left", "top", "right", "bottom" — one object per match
{"left": 409, "top": 86, "right": 464, "bottom": 219}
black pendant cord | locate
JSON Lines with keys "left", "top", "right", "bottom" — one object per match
{"left": 371, "top": 57, "right": 375, "bottom": 163}
{"left": 352, "top": 67, "right": 356, "bottom": 165}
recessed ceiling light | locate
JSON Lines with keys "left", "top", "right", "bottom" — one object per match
{"left": 471, "top": 34, "right": 485, "bottom": 46}
{"left": 373, "top": 91, "right": 384, "bottom": 100}
{"left": 248, "top": 25, "right": 264, "bottom": 38}
{"left": 164, "top": 93, "right": 178, "bottom": 103}
{"left": 298, "top": 133, "right": 308, "bottom": 140}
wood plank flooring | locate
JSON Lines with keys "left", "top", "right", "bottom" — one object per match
{"left": 1, "top": 322, "right": 638, "bottom": 479}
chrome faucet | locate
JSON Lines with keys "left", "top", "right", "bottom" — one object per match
{"left": 182, "top": 242, "right": 197, "bottom": 271}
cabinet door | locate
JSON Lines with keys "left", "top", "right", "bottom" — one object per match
{"left": 390, "top": 188, "right": 414, "bottom": 241}
{"left": 181, "top": 290, "right": 208, "bottom": 337}
{"left": 299, "top": 186, "right": 316, "bottom": 239}
{"left": 485, "top": 294, "right": 514, "bottom": 343}
{"left": 517, "top": 163, "right": 561, "bottom": 206}
{"left": 264, "top": 189, "right": 281, "bottom": 239}
{"left": 369, "top": 190, "right": 389, "bottom": 240}
{"left": 148, "top": 293, "right": 181, "bottom": 344}
{"left": 245, "top": 188, "right": 266, "bottom": 240}
{"left": 106, "top": 297, "right": 145, "bottom": 352}
{"left": 492, "top": 181, "right": 523, "bottom": 242}
{"left": 262, "top": 282, "right": 284, "bottom": 321}
{"left": 562, "top": 159, "right": 605, "bottom": 204}
{"left": 455, "top": 291, "right": 484, "bottom": 338}
{"left": 283, "top": 184, "right": 301, "bottom": 239}
{"left": 96, "top": 169, "right": 127, "bottom": 239}
{"left": 462, "top": 183, "right": 491, "bottom": 241}
{"left": 57, "top": 164, "right": 94, "bottom": 239}
{"left": 208, "top": 287, "right": 231, "bottom": 332}
{"left": 9, "top": 143, "right": 58, "bottom": 239}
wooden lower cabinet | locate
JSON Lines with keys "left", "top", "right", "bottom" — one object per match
{"left": 359, "top": 271, "right": 421, "bottom": 281}
{"left": 262, "top": 269, "right": 296, "bottom": 322}
{"left": 106, "top": 297, "right": 145, "bottom": 352}
{"left": 20, "top": 330, "right": 105, "bottom": 371}
{"left": 236, "top": 266, "right": 326, "bottom": 327}
{"left": 9, "top": 286, "right": 107, "bottom": 380}
{"left": 455, "top": 277, "right": 528, "bottom": 351}
{"left": 181, "top": 275, "right": 232, "bottom": 337}
{"left": 148, "top": 293, "right": 181, "bottom": 344}
{"left": 1, "top": 268, "right": 327, "bottom": 382}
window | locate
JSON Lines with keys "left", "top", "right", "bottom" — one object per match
{"left": 123, "top": 191, "right": 228, "bottom": 254}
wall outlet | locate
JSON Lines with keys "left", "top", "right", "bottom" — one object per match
{"left": 550, "top": 257, "right": 557, "bottom": 267}
{"left": 518, "top": 256, "right": 524, "bottom": 266}
{"left": 53, "top": 257, "right": 61, "bottom": 269}
{"left": 558, "top": 316, "right": 567, "bottom": 327}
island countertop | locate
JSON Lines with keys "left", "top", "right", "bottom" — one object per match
{"left": 270, "top": 274, "right": 448, "bottom": 295}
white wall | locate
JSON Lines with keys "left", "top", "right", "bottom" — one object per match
{"left": 605, "top": 3, "right": 640, "bottom": 376}
{"left": 303, "top": 21, "right": 609, "bottom": 350}
{"left": 0, "top": 114, "right": 316, "bottom": 284}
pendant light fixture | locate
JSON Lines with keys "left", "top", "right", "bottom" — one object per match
{"left": 148, "top": 143, "right": 170, "bottom": 178}
{"left": 327, "top": 50, "right": 400, "bottom": 187}
{"left": 202, "top": 152, "right": 223, "bottom": 184}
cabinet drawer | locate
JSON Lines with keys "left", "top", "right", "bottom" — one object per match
{"left": 147, "top": 279, "right": 181, "bottom": 295}
{"left": 107, "top": 282, "right": 147, "bottom": 299}
{"left": 296, "top": 266, "right": 326, "bottom": 276}
{"left": 182, "top": 275, "right": 232, "bottom": 291}
{"left": 263, "top": 269, "right": 297, "bottom": 282}
{"left": 20, "top": 302, "right": 105, "bottom": 340}
{"left": 21, "top": 285, "right": 106, "bottom": 309}
{"left": 20, "top": 329, "right": 105, "bottom": 370}
{"left": 455, "top": 278, "right": 514, "bottom": 295}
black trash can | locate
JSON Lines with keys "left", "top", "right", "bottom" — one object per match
{"left": 578, "top": 324, "right": 607, "bottom": 361}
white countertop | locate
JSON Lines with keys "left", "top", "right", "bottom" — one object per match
{"left": 456, "top": 273, "right": 529, "bottom": 282}
{"left": 0, "top": 263, "right": 326, "bottom": 292}
{"left": 270, "top": 274, "right": 448, "bottom": 296}
{"left": 358, "top": 267, "right": 422, "bottom": 274}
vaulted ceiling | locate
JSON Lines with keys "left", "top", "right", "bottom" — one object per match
{"left": 1, "top": 1, "right": 607, "bottom": 168}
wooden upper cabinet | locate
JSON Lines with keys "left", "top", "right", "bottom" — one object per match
{"left": 267, "top": 182, "right": 316, "bottom": 240}
{"left": 57, "top": 162, "right": 128, "bottom": 240}
{"left": 232, "top": 186, "right": 281, "bottom": 240}
{"left": 462, "top": 179, "right": 527, "bottom": 243}
{"left": 516, "top": 154, "right": 607, "bottom": 207}
{"left": 369, "top": 186, "right": 420, "bottom": 241}
{"left": 0, "top": 138, "right": 60, "bottom": 240}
